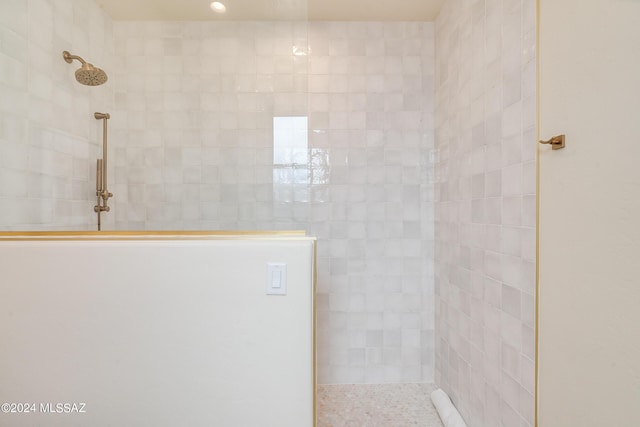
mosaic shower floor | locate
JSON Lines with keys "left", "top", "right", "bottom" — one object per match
{"left": 317, "top": 383, "right": 445, "bottom": 427}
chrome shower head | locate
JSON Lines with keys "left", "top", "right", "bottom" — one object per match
{"left": 63, "top": 51, "right": 108, "bottom": 86}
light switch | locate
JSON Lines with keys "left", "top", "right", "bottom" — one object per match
{"left": 267, "top": 263, "right": 287, "bottom": 295}
{"left": 271, "top": 269, "right": 281, "bottom": 288}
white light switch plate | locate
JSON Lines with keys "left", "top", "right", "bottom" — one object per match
{"left": 267, "top": 263, "right": 287, "bottom": 295}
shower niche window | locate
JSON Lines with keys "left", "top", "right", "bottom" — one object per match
{"left": 272, "top": 116, "right": 310, "bottom": 203}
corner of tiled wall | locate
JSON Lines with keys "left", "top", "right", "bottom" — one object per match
{"left": 434, "top": 0, "right": 536, "bottom": 426}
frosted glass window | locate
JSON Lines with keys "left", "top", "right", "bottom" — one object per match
{"left": 273, "top": 117, "right": 309, "bottom": 185}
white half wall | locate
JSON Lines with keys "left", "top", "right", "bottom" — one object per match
{"left": 0, "top": 234, "right": 315, "bottom": 427}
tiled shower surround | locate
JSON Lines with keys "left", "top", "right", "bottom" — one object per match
{"left": 0, "top": 0, "right": 538, "bottom": 417}
{"left": 1, "top": 1, "right": 437, "bottom": 385}
{"left": 434, "top": 0, "right": 536, "bottom": 426}
{"left": 0, "top": 0, "right": 113, "bottom": 229}
{"left": 110, "top": 21, "right": 436, "bottom": 384}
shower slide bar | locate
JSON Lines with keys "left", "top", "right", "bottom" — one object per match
{"left": 94, "top": 112, "right": 113, "bottom": 231}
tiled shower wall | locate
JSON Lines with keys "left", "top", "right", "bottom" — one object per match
{"left": 434, "top": 0, "right": 536, "bottom": 426}
{"left": 0, "top": 0, "right": 113, "bottom": 230}
{"left": 109, "top": 21, "right": 310, "bottom": 231}
{"left": 111, "top": 21, "right": 435, "bottom": 384}
{"left": 1, "top": 2, "right": 437, "bottom": 386}
{"left": 310, "top": 23, "right": 435, "bottom": 384}
{"left": 0, "top": 0, "right": 543, "bottom": 409}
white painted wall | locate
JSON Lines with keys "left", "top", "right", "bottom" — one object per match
{"left": 0, "top": 234, "right": 315, "bottom": 427}
{"left": 538, "top": 0, "right": 640, "bottom": 425}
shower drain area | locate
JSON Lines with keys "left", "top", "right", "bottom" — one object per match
{"left": 317, "top": 383, "right": 444, "bottom": 427}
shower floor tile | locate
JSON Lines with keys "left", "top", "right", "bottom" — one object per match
{"left": 317, "top": 383, "right": 444, "bottom": 427}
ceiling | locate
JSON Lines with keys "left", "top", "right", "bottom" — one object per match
{"left": 96, "top": 0, "right": 445, "bottom": 22}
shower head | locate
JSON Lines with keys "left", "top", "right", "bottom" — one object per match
{"left": 75, "top": 62, "right": 108, "bottom": 86}
{"left": 63, "top": 51, "right": 108, "bottom": 86}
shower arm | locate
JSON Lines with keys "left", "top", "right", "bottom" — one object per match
{"left": 63, "top": 51, "right": 87, "bottom": 65}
